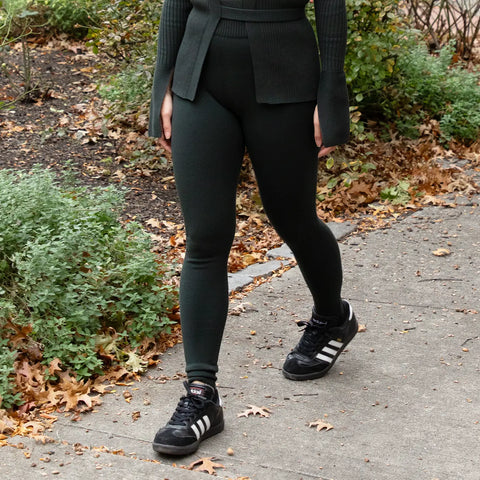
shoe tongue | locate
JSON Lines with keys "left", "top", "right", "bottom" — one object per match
{"left": 311, "top": 318, "right": 328, "bottom": 328}
{"left": 188, "top": 383, "right": 209, "bottom": 398}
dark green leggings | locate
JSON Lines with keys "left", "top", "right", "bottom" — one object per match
{"left": 171, "top": 33, "right": 343, "bottom": 386}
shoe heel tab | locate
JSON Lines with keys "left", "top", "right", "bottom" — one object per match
{"left": 343, "top": 300, "right": 353, "bottom": 321}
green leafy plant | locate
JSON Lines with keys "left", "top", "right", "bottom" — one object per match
{"left": 380, "top": 179, "right": 412, "bottom": 205}
{"left": 98, "top": 64, "right": 153, "bottom": 121}
{"left": 0, "top": 339, "right": 22, "bottom": 409}
{"left": 41, "top": 0, "right": 99, "bottom": 37}
{"left": 318, "top": 155, "right": 377, "bottom": 201}
{"left": 86, "top": 0, "right": 161, "bottom": 61}
{"left": 0, "top": 168, "right": 177, "bottom": 408}
{"left": 388, "top": 42, "right": 480, "bottom": 143}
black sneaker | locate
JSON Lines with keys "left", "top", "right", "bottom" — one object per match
{"left": 282, "top": 300, "right": 358, "bottom": 381}
{"left": 152, "top": 381, "right": 224, "bottom": 455}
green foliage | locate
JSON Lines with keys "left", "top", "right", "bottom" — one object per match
{"left": 0, "top": 168, "right": 177, "bottom": 406}
{"left": 86, "top": 0, "right": 161, "bottom": 61}
{"left": 0, "top": 339, "right": 22, "bottom": 409}
{"left": 392, "top": 43, "right": 480, "bottom": 144}
{"left": 345, "top": 0, "right": 411, "bottom": 112}
{"left": 380, "top": 180, "right": 411, "bottom": 205}
{"left": 0, "top": 0, "right": 99, "bottom": 39}
{"left": 341, "top": 0, "right": 480, "bottom": 143}
{"left": 99, "top": 64, "right": 152, "bottom": 119}
{"left": 440, "top": 101, "right": 480, "bottom": 145}
{"left": 41, "top": 0, "right": 99, "bottom": 37}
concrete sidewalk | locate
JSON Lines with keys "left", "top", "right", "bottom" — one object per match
{"left": 1, "top": 178, "right": 479, "bottom": 479}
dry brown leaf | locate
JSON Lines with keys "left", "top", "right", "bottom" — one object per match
{"left": 146, "top": 218, "right": 162, "bottom": 229}
{"left": 48, "top": 358, "right": 62, "bottom": 377}
{"left": 188, "top": 457, "right": 225, "bottom": 475}
{"left": 432, "top": 248, "right": 451, "bottom": 256}
{"left": 309, "top": 419, "right": 334, "bottom": 432}
{"left": 131, "top": 411, "right": 141, "bottom": 422}
{"left": 237, "top": 405, "right": 271, "bottom": 418}
{"left": 358, "top": 324, "right": 367, "bottom": 332}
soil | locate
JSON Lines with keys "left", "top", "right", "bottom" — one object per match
{"left": 0, "top": 39, "right": 183, "bottom": 226}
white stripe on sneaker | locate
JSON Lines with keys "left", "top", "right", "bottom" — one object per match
{"left": 323, "top": 347, "right": 338, "bottom": 356}
{"left": 316, "top": 353, "right": 334, "bottom": 363}
{"left": 191, "top": 415, "right": 211, "bottom": 440}
{"left": 203, "top": 415, "right": 211, "bottom": 430}
{"left": 198, "top": 418, "right": 206, "bottom": 435}
{"left": 191, "top": 424, "right": 201, "bottom": 440}
{"left": 329, "top": 340, "right": 343, "bottom": 349}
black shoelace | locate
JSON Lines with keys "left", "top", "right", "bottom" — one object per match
{"left": 169, "top": 394, "right": 207, "bottom": 426}
{"left": 296, "top": 319, "right": 328, "bottom": 356}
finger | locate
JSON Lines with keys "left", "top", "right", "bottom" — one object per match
{"left": 318, "top": 145, "right": 336, "bottom": 158}
{"left": 159, "top": 137, "right": 172, "bottom": 153}
{"left": 313, "top": 106, "right": 322, "bottom": 147}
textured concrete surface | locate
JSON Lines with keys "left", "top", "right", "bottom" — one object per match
{"left": 1, "top": 182, "right": 479, "bottom": 479}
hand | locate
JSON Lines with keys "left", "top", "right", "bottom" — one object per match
{"left": 314, "top": 105, "right": 336, "bottom": 158}
{"left": 159, "top": 89, "right": 173, "bottom": 153}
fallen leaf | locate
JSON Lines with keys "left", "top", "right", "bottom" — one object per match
{"left": 131, "top": 411, "right": 141, "bottom": 421}
{"left": 48, "top": 358, "right": 63, "bottom": 377}
{"left": 358, "top": 324, "right": 367, "bottom": 332}
{"left": 146, "top": 218, "right": 162, "bottom": 229}
{"left": 308, "top": 419, "right": 334, "bottom": 431}
{"left": 432, "top": 248, "right": 451, "bottom": 256}
{"left": 237, "top": 405, "right": 271, "bottom": 418}
{"left": 188, "top": 457, "right": 225, "bottom": 475}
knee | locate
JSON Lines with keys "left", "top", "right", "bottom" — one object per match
{"left": 185, "top": 226, "right": 235, "bottom": 260}
{"left": 266, "top": 209, "right": 319, "bottom": 244}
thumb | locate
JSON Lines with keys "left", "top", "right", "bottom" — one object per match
{"left": 313, "top": 105, "right": 322, "bottom": 148}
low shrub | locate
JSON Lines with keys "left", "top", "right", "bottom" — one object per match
{"left": 0, "top": 0, "right": 100, "bottom": 39}
{"left": 41, "top": 0, "right": 100, "bottom": 37}
{"left": 0, "top": 168, "right": 177, "bottom": 409}
{"left": 391, "top": 43, "right": 480, "bottom": 143}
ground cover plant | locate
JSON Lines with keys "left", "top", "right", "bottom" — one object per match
{"left": 0, "top": 168, "right": 177, "bottom": 410}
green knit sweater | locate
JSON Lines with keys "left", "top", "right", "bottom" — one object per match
{"left": 149, "top": 0, "right": 349, "bottom": 147}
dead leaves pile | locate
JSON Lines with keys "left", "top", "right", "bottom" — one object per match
{"left": 0, "top": 323, "right": 183, "bottom": 441}
{"left": 318, "top": 136, "right": 478, "bottom": 223}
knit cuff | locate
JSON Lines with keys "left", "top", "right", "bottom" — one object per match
{"left": 148, "top": 66, "right": 173, "bottom": 138}
{"left": 316, "top": 71, "right": 350, "bottom": 148}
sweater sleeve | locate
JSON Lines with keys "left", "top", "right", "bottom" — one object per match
{"left": 148, "top": 0, "right": 192, "bottom": 138}
{"left": 314, "top": 0, "right": 350, "bottom": 147}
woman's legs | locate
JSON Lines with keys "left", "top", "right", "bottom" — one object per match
{"left": 153, "top": 29, "right": 354, "bottom": 456}
{"left": 171, "top": 89, "right": 245, "bottom": 387}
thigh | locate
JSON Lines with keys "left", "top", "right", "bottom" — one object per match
{"left": 243, "top": 101, "right": 319, "bottom": 228}
{"left": 172, "top": 90, "right": 245, "bottom": 247}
